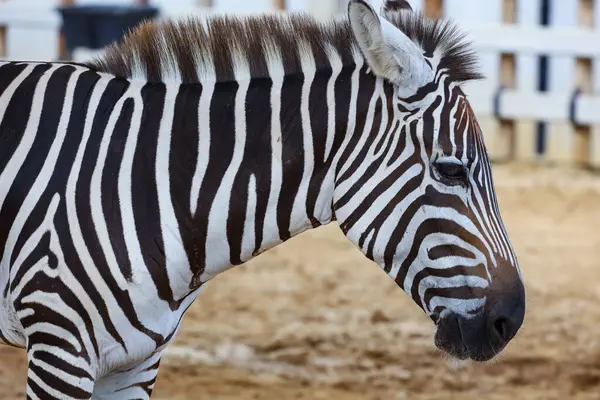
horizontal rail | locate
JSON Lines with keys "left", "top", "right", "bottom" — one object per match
{"left": 463, "top": 24, "right": 600, "bottom": 58}
{"left": 467, "top": 87, "right": 600, "bottom": 125}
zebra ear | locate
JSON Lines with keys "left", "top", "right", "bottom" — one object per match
{"left": 348, "top": 0, "right": 433, "bottom": 93}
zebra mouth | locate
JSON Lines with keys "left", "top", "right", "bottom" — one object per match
{"left": 433, "top": 310, "right": 509, "bottom": 362}
{"left": 433, "top": 311, "right": 470, "bottom": 360}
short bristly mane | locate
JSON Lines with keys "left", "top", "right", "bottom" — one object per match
{"left": 87, "top": 10, "right": 482, "bottom": 84}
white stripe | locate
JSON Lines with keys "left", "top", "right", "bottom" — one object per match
{"left": 289, "top": 41, "right": 317, "bottom": 235}
{"left": 89, "top": 85, "right": 135, "bottom": 290}
{"left": 329, "top": 49, "right": 363, "bottom": 179}
{"left": 261, "top": 49, "right": 284, "bottom": 252}
{"left": 324, "top": 45, "right": 343, "bottom": 160}
{"left": 312, "top": 46, "right": 343, "bottom": 225}
{"left": 190, "top": 79, "right": 215, "bottom": 216}
{"left": 156, "top": 84, "right": 193, "bottom": 299}
{"left": 202, "top": 57, "right": 251, "bottom": 279}
{"left": 428, "top": 296, "right": 486, "bottom": 318}
{"left": 117, "top": 87, "right": 147, "bottom": 286}
{"left": 241, "top": 174, "right": 257, "bottom": 261}
{"left": 419, "top": 275, "right": 488, "bottom": 315}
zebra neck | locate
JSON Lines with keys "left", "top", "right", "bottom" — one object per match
{"left": 182, "top": 64, "right": 368, "bottom": 284}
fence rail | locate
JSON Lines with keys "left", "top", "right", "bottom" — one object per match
{"left": 467, "top": 24, "right": 599, "bottom": 57}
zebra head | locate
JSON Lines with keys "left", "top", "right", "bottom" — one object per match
{"left": 338, "top": 0, "right": 525, "bottom": 361}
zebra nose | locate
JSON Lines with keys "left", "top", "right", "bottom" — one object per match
{"left": 488, "top": 297, "right": 525, "bottom": 346}
{"left": 485, "top": 258, "right": 526, "bottom": 347}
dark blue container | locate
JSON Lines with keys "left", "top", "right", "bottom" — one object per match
{"left": 57, "top": 5, "right": 159, "bottom": 54}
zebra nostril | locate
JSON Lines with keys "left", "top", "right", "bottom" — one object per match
{"left": 491, "top": 316, "right": 512, "bottom": 343}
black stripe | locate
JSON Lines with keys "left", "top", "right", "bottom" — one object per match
{"left": 228, "top": 77, "right": 273, "bottom": 262}
{"left": 413, "top": 263, "right": 488, "bottom": 309}
{"left": 305, "top": 66, "right": 332, "bottom": 227}
{"left": 0, "top": 63, "right": 28, "bottom": 97}
{"left": 191, "top": 80, "right": 239, "bottom": 279}
{"left": 423, "top": 94, "right": 443, "bottom": 159}
{"left": 436, "top": 82, "right": 453, "bottom": 154}
{"left": 372, "top": 83, "right": 396, "bottom": 155}
{"left": 169, "top": 83, "right": 203, "bottom": 278}
{"left": 102, "top": 97, "right": 134, "bottom": 281}
{"left": 330, "top": 67, "right": 354, "bottom": 157}
{"left": 133, "top": 82, "right": 175, "bottom": 310}
{"left": 335, "top": 67, "right": 377, "bottom": 184}
{"left": 277, "top": 73, "right": 304, "bottom": 241}
{"left": 428, "top": 244, "right": 475, "bottom": 261}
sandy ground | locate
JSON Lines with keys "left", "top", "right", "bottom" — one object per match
{"left": 2, "top": 162, "right": 600, "bottom": 399}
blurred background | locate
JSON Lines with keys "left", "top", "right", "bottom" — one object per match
{"left": 1, "top": 0, "right": 600, "bottom": 399}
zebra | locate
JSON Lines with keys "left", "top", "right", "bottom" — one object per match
{"left": 0, "top": 0, "right": 525, "bottom": 398}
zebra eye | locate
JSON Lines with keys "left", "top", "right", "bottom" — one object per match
{"left": 435, "top": 162, "right": 468, "bottom": 186}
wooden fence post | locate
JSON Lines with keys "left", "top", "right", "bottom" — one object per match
{"left": 544, "top": 0, "right": 578, "bottom": 165}
{"left": 59, "top": 0, "right": 75, "bottom": 60}
{"left": 495, "top": 0, "right": 517, "bottom": 162}
{"left": 572, "top": 0, "right": 593, "bottom": 167}
{"left": 588, "top": 0, "right": 600, "bottom": 168}
{"left": 424, "top": 0, "right": 443, "bottom": 18}
{"left": 0, "top": 26, "right": 6, "bottom": 59}
{"left": 513, "top": 0, "right": 542, "bottom": 163}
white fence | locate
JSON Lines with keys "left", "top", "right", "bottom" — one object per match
{"left": 453, "top": 0, "right": 600, "bottom": 168}
{"left": 1, "top": 0, "right": 599, "bottom": 168}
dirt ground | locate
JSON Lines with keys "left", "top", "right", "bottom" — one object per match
{"left": 2, "top": 162, "right": 600, "bottom": 399}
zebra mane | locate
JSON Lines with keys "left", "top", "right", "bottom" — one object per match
{"left": 87, "top": 10, "right": 482, "bottom": 84}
